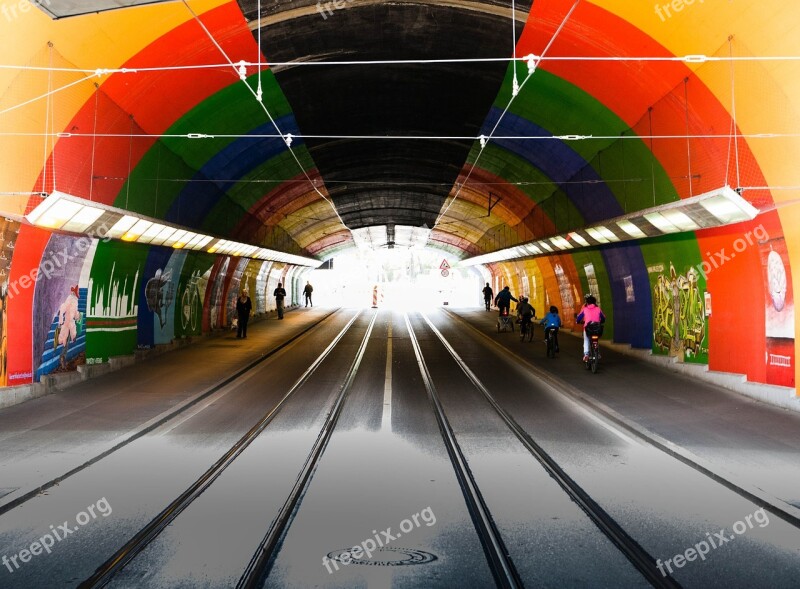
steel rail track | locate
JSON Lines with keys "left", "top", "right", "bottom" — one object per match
{"left": 446, "top": 307, "right": 800, "bottom": 530}
{"left": 236, "top": 311, "right": 379, "bottom": 589}
{"left": 405, "top": 313, "right": 524, "bottom": 589}
{"left": 0, "top": 309, "right": 341, "bottom": 517}
{"left": 420, "top": 311, "right": 681, "bottom": 589}
{"left": 78, "top": 310, "right": 364, "bottom": 588}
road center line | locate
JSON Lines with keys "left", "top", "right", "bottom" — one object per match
{"left": 381, "top": 320, "right": 393, "bottom": 432}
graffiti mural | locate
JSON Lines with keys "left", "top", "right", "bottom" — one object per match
{"left": 145, "top": 268, "right": 175, "bottom": 330}
{"left": 554, "top": 263, "right": 576, "bottom": 313}
{"left": 32, "top": 234, "right": 94, "bottom": 381}
{"left": 0, "top": 219, "right": 20, "bottom": 386}
{"left": 652, "top": 263, "right": 708, "bottom": 363}
{"left": 85, "top": 241, "right": 148, "bottom": 363}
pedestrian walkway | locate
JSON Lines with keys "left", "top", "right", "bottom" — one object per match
{"left": 0, "top": 308, "right": 331, "bottom": 512}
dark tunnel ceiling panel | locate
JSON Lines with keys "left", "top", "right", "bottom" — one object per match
{"left": 240, "top": 0, "right": 530, "bottom": 231}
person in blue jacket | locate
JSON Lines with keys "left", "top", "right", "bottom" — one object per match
{"left": 540, "top": 305, "right": 562, "bottom": 353}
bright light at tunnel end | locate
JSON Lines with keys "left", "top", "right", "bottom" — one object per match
{"left": 458, "top": 186, "right": 759, "bottom": 267}
{"left": 24, "top": 191, "right": 320, "bottom": 267}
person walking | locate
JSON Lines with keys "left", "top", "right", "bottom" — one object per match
{"left": 482, "top": 283, "right": 493, "bottom": 311}
{"left": 273, "top": 282, "right": 287, "bottom": 319}
{"left": 494, "top": 286, "right": 518, "bottom": 317}
{"left": 235, "top": 290, "right": 252, "bottom": 338}
{"left": 303, "top": 281, "right": 314, "bottom": 307}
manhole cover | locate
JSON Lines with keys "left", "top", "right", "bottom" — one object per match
{"left": 326, "top": 547, "right": 437, "bottom": 567}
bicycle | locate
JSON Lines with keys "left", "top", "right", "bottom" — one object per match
{"left": 584, "top": 322, "right": 603, "bottom": 373}
{"left": 518, "top": 316, "right": 534, "bottom": 342}
{"left": 545, "top": 327, "right": 558, "bottom": 358}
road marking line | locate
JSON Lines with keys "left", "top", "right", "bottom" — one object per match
{"left": 381, "top": 321, "right": 393, "bottom": 432}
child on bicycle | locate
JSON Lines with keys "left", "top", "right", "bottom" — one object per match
{"left": 516, "top": 296, "right": 535, "bottom": 333}
{"left": 576, "top": 295, "right": 605, "bottom": 362}
{"left": 540, "top": 305, "right": 562, "bottom": 353}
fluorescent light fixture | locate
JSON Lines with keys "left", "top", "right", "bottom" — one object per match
{"left": 616, "top": 220, "right": 646, "bottom": 239}
{"left": 459, "top": 186, "right": 758, "bottom": 267}
{"left": 61, "top": 206, "right": 105, "bottom": 233}
{"left": 151, "top": 226, "right": 177, "bottom": 246}
{"left": 107, "top": 215, "right": 139, "bottom": 239}
{"left": 172, "top": 231, "right": 198, "bottom": 249}
{"left": 524, "top": 244, "right": 542, "bottom": 255}
{"left": 661, "top": 210, "right": 700, "bottom": 231}
{"left": 568, "top": 232, "right": 590, "bottom": 247}
{"left": 121, "top": 219, "right": 153, "bottom": 242}
{"left": 586, "top": 227, "right": 610, "bottom": 243}
{"left": 137, "top": 223, "right": 168, "bottom": 244}
{"left": 596, "top": 226, "right": 620, "bottom": 242}
{"left": 185, "top": 234, "right": 206, "bottom": 250}
{"left": 163, "top": 230, "right": 188, "bottom": 247}
{"left": 643, "top": 212, "right": 680, "bottom": 233}
{"left": 34, "top": 199, "right": 83, "bottom": 229}
{"left": 551, "top": 236, "right": 573, "bottom": 250}
{"left": 699, "top": 193, "right": 757, "bottom": 224}
{"left": 24, "top": 191, "right": 320, "bottom": 267}
{"left": 195, "top": 236, "right": 214, "bottom": 250}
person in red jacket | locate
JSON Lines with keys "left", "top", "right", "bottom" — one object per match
{"left": 576, "top": 295, "right": 606, "bottom": 362}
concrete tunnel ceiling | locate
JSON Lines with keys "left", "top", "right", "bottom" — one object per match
{"left": 1, "top": 0, "right": 800, "bottom": 392}
{"left": 239, "top": 0, "right": 532, "bottom": 231}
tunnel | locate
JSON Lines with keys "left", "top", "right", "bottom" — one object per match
{"left": 0, "top": 1, "right": 799, "bottom": 587}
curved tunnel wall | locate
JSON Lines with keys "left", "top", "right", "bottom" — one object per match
{"left": 0, "top": 0, "right": 798, "bottom": 393}
{"left": 441, "top": 0, "right": 799, "bottom": 390}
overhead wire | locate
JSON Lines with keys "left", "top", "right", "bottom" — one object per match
{"left": 1, "top": 54, "right": 800, "bottom": 76}
{"left": 432, "top": 0, "right": 582, "bottom": 233}
{"left": 0, "top": 72, "right": 100, "bottom": 117}
{"left": 1, "top": 2, "right": 795, "bottom": 231}
{"left": 0, "top": 131, "right": 796, "bottom": 141}
{"left": 180, "top": 0, "right": 350, "bottom": 233}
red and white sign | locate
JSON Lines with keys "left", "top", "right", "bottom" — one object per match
{"left": 440, "top": 259, "right": 451, "bottom": 270}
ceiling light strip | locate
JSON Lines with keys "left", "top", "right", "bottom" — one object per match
{"left": 25, "top": 191, "right": 319, "bottom": 267}
{"left": 459, "top": 186, "right": 758, "bottom": 267}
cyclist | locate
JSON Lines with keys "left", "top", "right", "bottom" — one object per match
{"left": 576, "top": 295, "right": 606, "bottom": 362}
{"left": 540, "top": 305, "right": 562, "bottom": 353}
{"left": 482, "top": 283, "right": 494, "bottom": 311}
{"left": 494, "top": 286, "right": 518, "bottom": 317}
{"left": 516, "top": 296, "right": 535, "bottom": 335}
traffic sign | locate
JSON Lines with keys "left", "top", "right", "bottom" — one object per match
{"left": 441, "top": 269, "right": 449, "bottom": 277}
{"left": 440, "top": 259, "right": 451, "bottom": 270}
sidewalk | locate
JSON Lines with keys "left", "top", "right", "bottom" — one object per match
{"left": 0, "top": 307, "right": 333, "bottom": 512}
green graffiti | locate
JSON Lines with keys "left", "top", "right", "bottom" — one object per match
{"left": 652, "top": 263, "right": 707, "bottom": 360}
